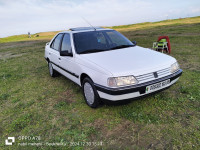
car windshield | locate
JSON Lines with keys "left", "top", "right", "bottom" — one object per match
{"left": 73, "top": 30, "right": 134, "bottom": 54}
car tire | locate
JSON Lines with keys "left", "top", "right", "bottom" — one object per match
{"left": 82, "top": 77, "right": 101, "bottom": 108}
{"left": 48, "top": 62, "right": 58, "bottom": 77}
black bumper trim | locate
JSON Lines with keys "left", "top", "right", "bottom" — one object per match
{"left": 94, "top": 69, "right": 182, "bottom": 95}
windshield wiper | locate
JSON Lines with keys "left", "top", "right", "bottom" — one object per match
{"left": 79, "top": 45, "right": 134, "bottom": 54}
{"left": 110, "top": 45, "right": 134, "bottom": 50}
{"left": 79, "top": 49, "right": 105, "bottom": 54}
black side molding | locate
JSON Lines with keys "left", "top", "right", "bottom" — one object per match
{"left": 50, "top": 61, "right": 79, "bottom": 78}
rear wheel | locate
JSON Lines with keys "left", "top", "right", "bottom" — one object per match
{"left": 82, "top": 77, "right": 101, "bottom": 108}
{"left": 48, "top": 62, "right": 58, "bottom": 77}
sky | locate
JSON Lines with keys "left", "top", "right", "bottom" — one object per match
{"left": 0, "top": 0, "right": 200, "bottom": 38}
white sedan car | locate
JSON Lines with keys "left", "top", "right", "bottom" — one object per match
{"left": 44, "top": 27, "right": 182, "bottom": 108}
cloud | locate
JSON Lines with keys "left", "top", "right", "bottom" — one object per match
{"left": 191, "top": 7, "right": 200, "bottom": 13}
{"left": 0, "top": 0, "right": 199, "bottom": 37}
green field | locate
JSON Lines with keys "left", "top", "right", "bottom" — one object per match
{"left": 0, "top": 17, "right": 200, "bottom": 149}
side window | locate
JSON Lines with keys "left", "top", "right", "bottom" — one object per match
{"left": 61, "top": 33, "right": 72, "bottom": 53}
{"left": 51, "top": 34, "right": 63, "bottom": 51}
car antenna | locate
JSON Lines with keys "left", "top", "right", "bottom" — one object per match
{"left": 82, "top": 17, "right": 96, "bottom": 31}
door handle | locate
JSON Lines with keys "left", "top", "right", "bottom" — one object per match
{"left": 58, "top": 58, "right": 61, "bottom": 60}
{"left": 49, "top": 52, "right": 51, "bottom": 55}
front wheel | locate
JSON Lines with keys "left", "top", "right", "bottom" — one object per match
{"left": 82, "top": 77, "right": 101, "bottom": 108}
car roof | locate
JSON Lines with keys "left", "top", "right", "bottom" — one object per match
{"left": 69, "top": 27, "right": 104, "bottom": 31}
{"left": 60, "top": 27, "right": 113, "bottom": 34}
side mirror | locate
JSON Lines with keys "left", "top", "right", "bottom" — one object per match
{"left": 60, "top": 51, "right": 73, "bottom": 57}
{"left": 132, "top": 41, "right": 137, "bottom": 46}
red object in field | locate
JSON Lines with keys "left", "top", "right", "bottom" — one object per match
{"left": 157, "top": 36, "right": 171, "bottom": 54}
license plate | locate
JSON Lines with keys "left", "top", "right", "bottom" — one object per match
{"left": 146, "top": 79, "right": 170, "bottom": 93}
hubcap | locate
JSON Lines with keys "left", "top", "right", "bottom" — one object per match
{"left": 49, "top": 62, "right": 53, "bottom": 76}
{"left": 84, "top": 82, "right": 95, "bottom": 105}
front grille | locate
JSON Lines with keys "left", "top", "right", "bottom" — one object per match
{"left": 136, "top": 68, "right": 170, "bottom": 83}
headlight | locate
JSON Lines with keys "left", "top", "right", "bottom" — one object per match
{"left": 108, "top": 76, "right": 138, "bottom": 87}
{"left": 170, "top": 62, "right": 179, "bottom": 73}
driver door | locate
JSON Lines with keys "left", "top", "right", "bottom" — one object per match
{"left": 59, "top": 33, "right": 79, "bottom": 84}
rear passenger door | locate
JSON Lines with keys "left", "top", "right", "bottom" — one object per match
{"left": 49, "top": 33, "right": 63, "bottom": 72}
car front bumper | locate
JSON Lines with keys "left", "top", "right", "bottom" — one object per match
{"left": 94, "top": 69, "right": 182, "bottom": 101}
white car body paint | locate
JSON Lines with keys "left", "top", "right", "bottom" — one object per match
{"left": 44, "top": 28, "right": 182, "bottom": 101}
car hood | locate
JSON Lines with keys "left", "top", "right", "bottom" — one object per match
{"left": 80, "top": 46, "right": 176, "bottom": 76}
